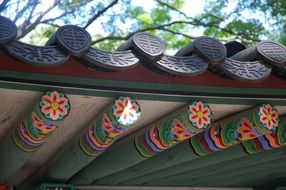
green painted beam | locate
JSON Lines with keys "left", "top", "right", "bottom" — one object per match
{"left": 0, "top": 137, "right": 33, "bottom": 184}
{"left": 144, "top": 147, "right": 286, "bottom": 186}
{"left": 24, "top": 97, "right": 141, "bottom": 185}
{"left": 115, "top": 145, "right": 245, "bottom": 186}
{"left": 1, "top": 70, "right": 286, "bottom": 105}
{"left": 68, "top": 102, "right": 213, "bottom": 185}
{"left": 0, "top": 91, "right": 70, "bottom": 183}
{"left": 93, "top": 105, "right": 281, "bottom": 185}
{"left": 115, "top": 115, "right": 286, "bottom": 186}
{"left": 185, "top": 156, "right": 286, "bottom": 187}
{"left": 254, "top": 181, "right": 286, "bottom": 190}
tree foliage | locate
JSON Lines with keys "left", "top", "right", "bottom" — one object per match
{"left": 0, "top": 0, "right": 285, "bottom": 51}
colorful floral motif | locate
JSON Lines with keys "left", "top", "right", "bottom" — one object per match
{"left": 242, "top": 115, "right": 286, "bottom": 154}
{"left": 113, "top": 97, "right": 141, "bottom": 126}
{"left": 259, "top": 104, "right": 279, "bottom": 130}
{"left": 102, "top": 114, "right": 125, "bottom": 139}
{"left": 13, "top": 91, "right": 70, "bottom": 152}
{"left": 191, "top": 104, "right": 280, "bottom": 156}
{"left": 189, "top": 101, "right": 211, "bottom": 129}
{"left": 171, "top": 119, "right": 194, "bottom": 142}
{"left": 135, "top": 101, "right": 212, "bottom": 158}
{"left": 237, "top": 117, "right": 257, "bottom": 141}
{"left": 40, "top": 91, "right": 70, "bottom": 121}
{"left": 80, "top": 97, "right": 141, "bottom": 156}
{"left": 32, "top": 112, "right": 59, "bottom": 135}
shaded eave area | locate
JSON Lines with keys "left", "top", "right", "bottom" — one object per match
{"left": 0, "top": 51, "right": 286, "bottom": 190}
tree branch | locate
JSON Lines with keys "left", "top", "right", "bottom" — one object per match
{"left": 13, "top": 0, "right": 33, "bottom": 23}
{"left": 91, "top": 18, "right": 259, "bottom": 46}
{"left": 0, "top": 0, "right": 9, "bottom": 13}
{"left": 17, "top": 0, "right": 61, "bottom": 39}
{"left": 83, "top": 0, "right": 119, "bottom": 29}
{"left": 155, "top": 0, "right": 191, "bottom": 19}
{"left": 159, "top": 28, "right": 195, "bottom": 39}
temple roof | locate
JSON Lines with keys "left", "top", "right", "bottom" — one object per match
{"left": 0, "top": 15, "right": 286, "bottom": 84}
{"left": 0, "top": 16, "right": 286, "bottom": 190}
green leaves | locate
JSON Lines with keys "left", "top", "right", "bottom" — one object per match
{"left": 2, "top": 0, "right": 285, "bottom": 50}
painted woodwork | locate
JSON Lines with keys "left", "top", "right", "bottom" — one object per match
{"left": 68, "top": 101, "right": 212, "bottom": 185}
{"left": 124, "top": 142, "right": 286, "bottom": 187}
{"left": 80, "top": 96, "right": 141, "bottom": 156}
{"left": 142, "top": 147, "right": 286, "bottom": 187}
{"left": 135, "top": 101, "right": 212, "bottom": 158}
{"left": 191, "top": 104, "right": 279, "bottom": 156}
{"left": 24, "top": 97, "right": 141, "bottom": 184}
{"left": 38, "top": 183, "right": 75, "bottom": 190}
{"left": 91, "top": 105, "right": 280, "bottom": 186}
{"left": 242, "top": 115, "right": 286, "bottom": 154}
{"left": 0, "top": 91, "right": 70, "bottom": 182}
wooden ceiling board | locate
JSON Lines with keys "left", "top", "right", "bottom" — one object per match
{"left": 0, "top": 87, "right": 285, "bottom": 186}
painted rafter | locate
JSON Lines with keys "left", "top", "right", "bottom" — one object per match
{"left": 24, "top": 97, "right": 141, "bottom": 184}
{"left": 68, "top": 101, "right": 212, "bottom": 184}
{"left": 115, "top": 115, "right": 286, "bottom": 186}
{"left": 0, "top": 91, "right": 70, "bottom": 183}
{"left": 90, "top": 105, "right": 281, "bottom": 186}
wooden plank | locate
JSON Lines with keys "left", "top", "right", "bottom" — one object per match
{"left": 144, "top": 147, "right": 286, "bottom": 186}
{"left": 188, "top": 157, "right": 286, "bottom": 187}
{"left": 94, "top": 145, "right": 242, "bottom": 185}
{"left": 94, "top": 140, "right": 199, "bottom": 185}
{"left": 115, "top": 145, "right": 283, "bottom": 186}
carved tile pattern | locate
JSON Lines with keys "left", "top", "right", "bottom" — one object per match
{"left": 220, "top": 58, "right": 271, "bottom": 81}
{"left": 57, "top": 26, "right": 91, "bottom": 55}
{"left": 0, "top": 16, "right": 17, "bottom": 43}
{"left": 197, "top": 38, "right": 225, "bottom": 59}
{"left": 81, "top": 48, "right": 139, "bottom": 70}
{"left": 258, "top": 41, "right": 286, "bottom": 67}
{"left": 156, "top": 55, "right": 208, "bottom": 75}
{"left": 5, "top": 41, "right": 69, "bottom": 66}
{"left": 195, "top": 37, "right": 226, "bottom": 64}
{"left": 133, "top": 33, "right": 164, "bottom": 57}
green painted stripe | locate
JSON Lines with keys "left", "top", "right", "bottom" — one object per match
{"left": 1, "top": 70, "right": 286, "bottom": 104}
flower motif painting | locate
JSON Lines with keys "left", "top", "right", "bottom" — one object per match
{"left": 32, "top": 112, "right": 59, "bottom": 135}
{"left": 259, "top": 104, "right": 279, "bottom": 131}
{"left": 113, "top": 97, "right": 141, "bottom": 126}
{"left": 171, "top": 119, "right": 194, "bottom": 142}
{"left": 237, "top": 117, "right": 257, "bottom": 141}
{"left": 40, "top": 91, "right": 70, "bottom": 121}
{"left": 189, "top": 101, "right": 212, "bottom": 129}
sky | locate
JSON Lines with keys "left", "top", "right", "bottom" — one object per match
{"left": 2, "top": 0, "right": 272, "bottom": 48}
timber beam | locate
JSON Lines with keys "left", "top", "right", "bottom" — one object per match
{"left": 116, "top": 115, "right": 286, "bottom": 186}
{"left": 92, "top": 104, "right": 281, "bottom": 186}
{"left": 0, "top": 91, "right": 70, "bottom": 183}
{"left": 68, "top": 101, "right": 213, "bottom": 184}
{"left": 24, "top": 97, "right": 141, "bottom": 184}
